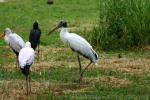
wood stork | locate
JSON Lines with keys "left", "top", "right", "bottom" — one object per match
{"left": 2, "top": 28, "right": 25, "bottom": 68}
{"left": 48, "top": 21, "right": 98, "bottom": 82}
{"left": 18, "top": 41, "right": 35, "bottom": 95}
{"left": 29, "top": 21, "right": 41, "bottom": 59}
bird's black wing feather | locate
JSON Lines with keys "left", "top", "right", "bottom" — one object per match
{"left": 29, "top": 29, "right": 41, "bottom": 50}
{"left": 20, "top": 65, "right": 31, "bottom": 76}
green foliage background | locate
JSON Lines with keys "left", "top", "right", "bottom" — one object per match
{"left": 89, "top": 0, "right": 150, "bottom": 50}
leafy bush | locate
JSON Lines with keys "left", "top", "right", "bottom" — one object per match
{"left": 90, "top": 0, "right": 150, "bottom": 50}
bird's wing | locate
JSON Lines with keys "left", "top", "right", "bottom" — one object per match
{"left": 30, "top": 30, "right": 41, "bottom": 41}
{"left": 67, "top": 33, "right": 93, "bottom": 59}
{"left": 29, "top": 29, "right": 33, "bottom": 42}
{"left": 8, "top": 33, "right": 25, "bottom": 52}
{"left": 19, "top": 47, "right": 35, "bottom": 69}
{"left": 38, "top": 29, "right": 41, "bottom": 43}
{"left": 29, "top": 29, "right": 41, "bottom": 49}
{"left": 13, "top": 33, "right": 25, "bottom": 47}
{"left": 70, "top": 33, "right": 92, "bottom": 48}
{"left": 26, "top": 48, "right": 35, "bottom": 66}
{"left": 4, "top": 35, "right": 9, "bottom": 44}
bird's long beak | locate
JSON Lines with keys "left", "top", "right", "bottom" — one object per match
{"left": 48, "top": 26, "right": 59, "bottom": 35}
{"left": 0, "top": 33, "right": 4, "bottom": 39}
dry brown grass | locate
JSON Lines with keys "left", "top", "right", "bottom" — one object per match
{"left": 1, "top": 46, "right": 150, "bottom": 99}
{"left": 2, "top": 46, "right": 150, "bottom": 74}
{"left": 0, "top": 80, "right": 36, "bottom": 100}
{"left": 143, "top": 46, "right": 150, "bottom": 51}
{"left": 0, "top": 80, "right": 51, "bottom": 100}
{"left": 1, "top": 46, "right": 88, "bottom": 71}
{"left": 0, "top": 80, "right": 91, "bottom": 99}
{"left": 84, "top": 76, "right": 131, "bottom": 88}
{"left": 95, "top": 58, "right": 150, "bottom": 75}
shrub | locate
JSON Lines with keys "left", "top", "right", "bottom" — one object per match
{"left": 90, "top": 0, "right": 150, "bottom": 50}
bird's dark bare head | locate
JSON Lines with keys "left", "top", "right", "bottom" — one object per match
{"left": 48, "top": 21, "right": 67, "bottom": 35}
{"left": 33, "top": 21, "right": 39, "bottom": 29}
{"left": 58, "top": 21, "right": 67, "bottom": 28}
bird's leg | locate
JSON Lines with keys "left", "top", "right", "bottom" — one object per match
{"left": 79, "top": 61, "right": 92, "bottom": 82}
{"left": 38, "top": 44, "right": 40, "bottom": 61}
{"left": 77, "top": 55, "right": 82, "bottom": 75}
{"left": 26, "top": 75, "right": 29, "bottom": 95}
{"left": 16, "top": 59, "right": 17, "bottom": 69}
{"left": 29, "top": 73, "right": 31, "bottom": 94}
{"left": 16, "top": 56, "right": 19, "bottom": 69}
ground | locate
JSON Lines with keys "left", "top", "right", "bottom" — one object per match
{"left": 0, "top": 46, "right": 150, "bottom": 99}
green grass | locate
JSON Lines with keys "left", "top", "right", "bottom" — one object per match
{"left": 0, "top": 0, "right": 99, "bottom": 46}
{"left": 1, "top": 0, "right": 150, "bottom": 100}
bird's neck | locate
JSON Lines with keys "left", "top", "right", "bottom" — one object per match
{"left": 60, "top": 28, "right": 68, "bottom": 33}
{"left": 33, "top": 26, "right": 39, "bottom": 29}
{"left": 6, "top": 32, "right": 12, "bottom": 36}
{"left": 60, "top": 28, "right": 69, "bottom": 43}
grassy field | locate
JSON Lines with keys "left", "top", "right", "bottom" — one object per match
{"left": 1, "top": 0, "right": 150, "bottom": 100}
{"left": 0, "top": 0, "right": 99, "bottom": 46}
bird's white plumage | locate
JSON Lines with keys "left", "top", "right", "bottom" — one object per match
{"left": 60, "top": 28, "right": 98, "bottom": 63}
{"left": 18, "top": 42, "right": 35, "bottom": 69}
{"left": 4, "top": 28, "right": 25, "bottom": 53}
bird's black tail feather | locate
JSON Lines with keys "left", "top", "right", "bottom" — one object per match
{"left": 20, "top": 65, "right": 30, "bottom": 76}
{"left": 91, "top": 49, "right": 98, "bottom": 64}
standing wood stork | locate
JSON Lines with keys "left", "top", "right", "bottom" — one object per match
{"left": 18, "top": 42, "right": 35, "bottom": 95}
{"left": 2, "top": 28, "right": 25, "bottom": 68}
{"left": 48, "top": 21, "right": 98, "bottom": 82}
{"left": 29, "top": 21, "right": 41, "bottom": 59}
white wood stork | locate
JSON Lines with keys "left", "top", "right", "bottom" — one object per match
{"left": 48, "top": 21, "right": 98, "bottom": 82}
{"left": 3, "top": 28, "right": 25, "bottom": 68}
{"left": 18, "top": 41, "right": 35, "bottom": 95}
